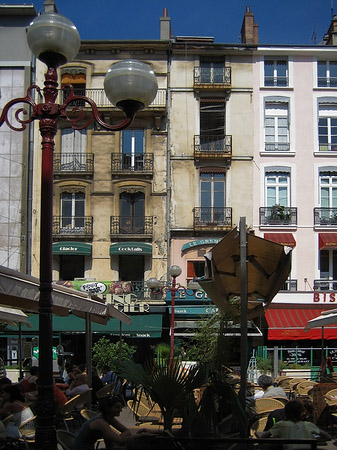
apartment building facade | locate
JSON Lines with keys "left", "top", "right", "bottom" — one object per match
{"left": 253, "top": 17, "right": 337, "bottom": 365}
{"left": 26, "top": 8, "right": 256, "bottom": 358}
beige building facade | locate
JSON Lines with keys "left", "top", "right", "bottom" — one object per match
{"left": 30, "top": 10, "right": 256, "bottom": 295}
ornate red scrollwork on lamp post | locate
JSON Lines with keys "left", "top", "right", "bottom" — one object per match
{"left": 0, "top": 9, "right": 157, "bottom": 450}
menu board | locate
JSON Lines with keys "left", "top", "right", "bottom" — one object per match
{"left": 283, "top": 349, "right": 310, "bottom": 365}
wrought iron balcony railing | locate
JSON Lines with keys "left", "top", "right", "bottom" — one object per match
{"left": 54, "top": 153, "right": 94, "bottom": 175}
{"left": 193, "top": 207, "right": 232, "bottom": 229}
{"left": 194, "top": 67, "right": 231, "bottom": 85}
{"left": 111, "top": 153, "right": 153, "bottom": 175}
{"left": 53, "top": 216, "right": 93, "bottom": 238}
{"left": 318, "top": 77, "right": 337, "bottom": 87}
{"left": 264, "top": 142, "right": 290, "bottom": 152}
{"left": 194, "top": 135, "right": 232, "bottom": 158}
{"left": 314, "top": 207, "right": 337, "bottom": 226}
{"left": 280, "top": 279, "right": 298, "bottom": 291}
{"left": 264, "top": 76, "right": 288, "bottom": 87}
{"left": 59, "top": 88, "right": 166, "bottom": 108}
{"left": 110, "top": 216, "right": 153, "bottom": 236}
{"left": 314, "top": 279, "right": 337, "bottom": 291}
{"left": 259, "top": 206, "right": 297, "bottom": 226}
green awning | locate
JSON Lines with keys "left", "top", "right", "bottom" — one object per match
{"left": 7, "top": 313, "right": 162, "bottom": 338}
{"left": 53, "top": 242, "right": 92, "bottom": 255}
{"left": 110, "top": 242, "right": 152, "bottom": 256}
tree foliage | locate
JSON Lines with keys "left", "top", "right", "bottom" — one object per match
{"left": 92, "top": 337, "right": 135, "bottom": 373}
{"left": 184, "top": 307, "right": 240, "bottom": 371}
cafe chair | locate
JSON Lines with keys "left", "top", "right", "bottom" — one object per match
{"left": 254, "top": 398, "right": 285, "bottom": 416}
{"left": 18, "top": 415, "right": 36, "bottom": 450}
{"left": 56, "top": 429, "right": 76, "bottom": 450}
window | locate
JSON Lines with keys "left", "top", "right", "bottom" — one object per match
{"left": 264, "top": 58, "right": 288, "bottom": 87}
{"left": 119, "top": 191, "right": 145, "bottom": 233}
{"left": 264, "top": 101, "right": 289, "bottom": 151}
{"left": 121, "top": 130, "right": 144, "bottom": 170}
{"left": 200, "top": 101, "right": 225, "bottom": 151}
{"left": 265, "top": 171, "right": 290, "bottom": 207}
{"left": 61, "top": 129, "right": 87, "bottom": 170}
{"left": 187, "top": 261, "right": 205, "bottom": 279}
{"left": 200, "top": 172, "right": 225, "bottom": 222}
{"left": 60, "top": 255, "right": 84, "bottom": 280}
{"left": 200, "top": 61, "right": 225, "bottom": 83}
{"left": 318, "top": 103, "right": 337, "bottom": 151}
{"left": 320, "top": 250, "right": 337, "bottom": 286}
{"left": 319, "top": 171, "right": 337, "bottom": 207}
{"left": 60, "top": 192, "right": 85, "bottom": 230}
{"left": 61, "top": 68, "right": 86, "bottom": 104}
{"left": 318, "top": 61, "right": 337, "bottom": 87}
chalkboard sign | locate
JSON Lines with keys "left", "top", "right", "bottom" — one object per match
{"left": 328, "top": 349, "right": 337, "bottom": 363}
{"left": 283, "top": 349, "right": 310, "bottom": 365}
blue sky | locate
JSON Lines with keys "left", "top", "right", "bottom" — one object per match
{"left": 2, "top": 0, "right": 335, "bottom": 45}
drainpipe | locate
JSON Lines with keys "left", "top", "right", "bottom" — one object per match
{"left": 166, "top": 41, "right": 172, "bottom": 274}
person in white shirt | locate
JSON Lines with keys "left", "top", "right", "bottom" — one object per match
{"left": 65, "top": 373, "right": 89, "bottom": 399}
{"left": 255, "top": 374, "right": 287, "bottom": 399}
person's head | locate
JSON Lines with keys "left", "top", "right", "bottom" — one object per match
{"left": 30, "top": 366, "right": 39, "bottom": 376}
{"left": 102, "top": 366, "right": 110, "bottom": 374}
{"left": 257, "top": 374, "right": 273, "bottom": 390}
{"left": 78, "top": 363, "right": 87, "bottom": 373}
{"left": 99, "top": 395, "right": 123, "bottom": 422}
{"left": 74, "top": 373, "right": 87, "bottom": 385}
{"left": 3, "top": 384, "right": 25, "bottom": 403}
{"left": 284, "top": 400, "right": 303, "bottom": 422}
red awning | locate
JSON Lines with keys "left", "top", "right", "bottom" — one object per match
{"left": 319, "top": 233, "right": 337, "bottom": 250}
{"left": 266, "top": 307, "right": 337, "bottom": 340}
{"left": 264, "top": 233, "right": 296, "bottom": 247}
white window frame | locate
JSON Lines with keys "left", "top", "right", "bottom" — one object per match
{"left": 264, "top": 170, "right": 290, "bottom": 207}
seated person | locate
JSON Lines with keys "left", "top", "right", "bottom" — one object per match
{"left": 65, "top": 373, "right": 89, "bottom": 408}
{"left": 256, "top": 400, "right": 331, "bottom": 449}
{"left": 74, "top": 395, "right": 153, "bottom": 450}
{"left": 0, "top": 384, "right": 34, "bottom": 439}
{"left": 255, "top": 374, "right": 287, "bottom": 399}
{"left": 20, "top": 366, "right": 38, "bottom": 394}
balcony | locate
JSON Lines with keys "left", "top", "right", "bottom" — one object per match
{"left": 54, "top": 153, "right": 94, "bottom": 177}
{"left": 259, "top": 206, "right": 297, "bottom": 227}
{"left": 264, "top": 142, "right": 290, "bottom": 152}
{"left": 280, "top": 279, "right": 297, "bottom": 291}
{"left": 110, "top": 216, "right": 153, "bottom": 238}
{"left": 59, "top": 88, "right": 166, "bottom": 109}
{"left": 194, "top": 67, "right": 231, "bottom": 90}
{"left": 193, "top": 207, "right": 232, "bottom": 231}
{"left": 314, "top": 207, "right": 337, "bottom": 227}
{"left": 264, "top": 76, "right": 288, "bottom": 87}
{"left": 53, "top": 216, "right": 93, "bottom": 240}
{"left": 194, "top": 135, "right": 232, "bottom": 160}
{"left": 111, "top": 153, "right": 153, "bottom": 177}
{"left": 314, "top": 279, "right": 337, "bottom": 291}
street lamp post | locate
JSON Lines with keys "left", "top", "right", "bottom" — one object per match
{"left": 147, "top": 266, "right": 199, "bottom": 367}
{"left": 0, "top": 9, "right": 157, "bottom": 450}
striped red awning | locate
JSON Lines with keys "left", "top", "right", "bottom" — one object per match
{"left": 264, "top": 233, "right": 296, "bottom": 247}
{"left": 266, "top": 307, "right": 337, "bottom": 340}
{"left": 319, "top": 233, "right": 337, "bottom": 250}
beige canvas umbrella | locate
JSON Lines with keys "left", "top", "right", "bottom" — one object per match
{"left": 0, "top": 265, "right": 130, "bottom": 325}
{"left": 0, "top": 305, "right": 32, "bottom": 327}
{"left": 199, "top": 226, "right": 292, "bottom": 319}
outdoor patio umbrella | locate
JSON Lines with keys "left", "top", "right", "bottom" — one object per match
{"left": 198, "top": 219, "right": 292, "bottom": 423}
{"left": 304, "top": 309, "right": 337, "bottom": 376}
{"left": 0, "top": 265, "right": 131, "bottom": 382}
{"left": 199, "top": 225, "right": 292, "bottom": 319}
{"left": 0, "top": 305, "right": 32, "bottom": 327}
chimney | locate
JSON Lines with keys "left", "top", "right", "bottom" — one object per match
{"left": 160, "top": 7, "right": 171, "bottom": 40}
{"left": 324, "top": 14, "right": 337, "bottom": 45}
{"left": 240, "top": 6, "right": 258, "bottom": 45}
{"left": 44, "top": 0, "right": 58, "bottom": 13}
